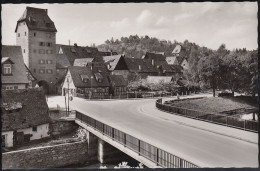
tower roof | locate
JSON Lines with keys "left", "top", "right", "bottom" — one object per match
{"left": 15, "top": 6, "right": 57, "bottom": 32}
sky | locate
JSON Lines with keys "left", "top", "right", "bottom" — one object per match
{"left": 1, "top": 2, "right": 258, "bottom": 50}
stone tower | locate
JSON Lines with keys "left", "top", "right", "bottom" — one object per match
{"left": 15, "top": 7, "right": 57, "bottom": 93}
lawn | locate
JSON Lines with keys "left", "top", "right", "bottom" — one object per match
{"left": 168, "top": 97, "right": 256, "bottom": 114}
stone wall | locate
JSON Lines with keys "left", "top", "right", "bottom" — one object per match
{"left": 2, "top": 141, "right": 89, "bottom": 169}
{"left": 49, "top": 121, "right": 78, "bottom": 137}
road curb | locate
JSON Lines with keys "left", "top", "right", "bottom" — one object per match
{"left": 156, "top": 108, "right": 258, "bottom": 145}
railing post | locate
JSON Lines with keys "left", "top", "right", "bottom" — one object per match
{"left": 156, "top": 148, "right": 159, "bottom": 166}
{"left": 226, "top": 116, "right": 228, "bottom": 126}
{"left": 112, "top": 128, "right": 114, "bottom": 140}
{"left": 244, "top": 120, "right": 246, "bottom": 130}
{"left": 102, "top": 124, "right": 104, "bottom": 135}
{"left": 124, "top": 133, "right": 126, "bottom": 147}
{"left": 138, "top": 139, "right": 140, "bottom": 155}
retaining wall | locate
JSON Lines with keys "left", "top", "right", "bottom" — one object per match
{"left": 2, "top": 141, "right": 89, "bottom": 169}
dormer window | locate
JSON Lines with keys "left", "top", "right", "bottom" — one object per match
{"left": 80, "top": 74, "right": 89, "bottom": 83}
{"left": 94, "top": 73, "right": 103, "bottom": 83}
{"left": 3, "top": 64, "right": 12, "bottom": 75}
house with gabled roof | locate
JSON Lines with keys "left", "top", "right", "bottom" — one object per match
{"left": 103, "top": 54, "right": 124, "bottom": 71}
{"left": 61, "top": 62, "right": 110, "bottom": 98}
{"left": 171, "top": 44, "right": 190, "bottom": 70}
{"left": 108, "top": 75, "right": 128, "bottom": 96}
{"left": 1, "top": 45, "right": 29, "bottom": 90}
{"left": 143, "top": 52, "right": 166, "bottom": 62}
{"left": 1, "top": 88, "right": 51, "bottom": 148}
{"left": 112, "top": 57, "right": 158, "bottom": 82}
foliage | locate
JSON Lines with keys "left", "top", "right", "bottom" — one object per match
{"left": 113, "top": 162, "right": 144, "bottom": 169}
{"left": 75, "top": 127, "right": 88, "bottom": 141}
{"left": 99, "top": 35, "right": 258, "bottom": 95}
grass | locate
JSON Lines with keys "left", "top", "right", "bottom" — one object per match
{"left": 169, "top": 97, "right": 256, "bottom": 114}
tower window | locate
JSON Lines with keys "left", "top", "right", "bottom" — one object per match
{"left": 33, "top": 49, "right": 37, "bottom": 53}
{"left": 25, "top": 32, "right": 26, "bottom": 36}
{"left": 39, "top": 69, "right": 45, "bottom": 74}
{"left": 39, "top": 59, "right": 45, "bottom": 64}
{"left": 47, "top": 43, "right": 52, "bottom": 47}
{"left": 46, "top": 69, "right": 53, "bottom": 74}
{"left": 34, "top": 32, "right": 36, "bottom": 37}
{"left": 39, "top": 49, "right": 45, "bottom": 54}
{"left": 24, "top": 49, "right": 26, "bottom": 53}
{"left": 39, "top": 42, "right": 45, "bottom": 46}
{"left": 18, "top": 33, "right": 20, "bottom": 37}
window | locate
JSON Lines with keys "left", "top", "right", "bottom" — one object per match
{"left": 46, "top": 69, "right": 53, "bottom": 74}
{"left": 46, "top": 50, "right": 53, "bottom": 54}
{"left": 39, "top": 59, "right": 45, "bottom": 64}
{"left": 47, "top": 43, "right": 52, "bottom": 47}
{"left": 33, "top": 69, "right": 36, "bottom": 73}
{"left": 3, "top": 64, "right": 12, "bottom": 74}
{"left": 39, "top": 49, "right": 45, "bottom": 54}
{"left": 34, "top": 32, "right": 36, "bottom": 37}
{"left": 46, "top": 60, "right": 53, "bottom": 64}
{"left": 2, "top": 135, "right": 6, "bottom": 147}
{"left": 39, "top": 69, "right": 45, "bottom": 74}
{"left": 14, "top": 86, "right": 18, "bottom": 89}
{"left": 33, "top": 49, "right": 37, "bottom": 53}
{"left": 80, "top": 74, "right": 89, "bottom": 83}
{"left": 25, "top": 32, "right": 26, "bottom": 36}
{"left": 39, "top": 42, "right": 45, "bottom": 46}
{"left": 18, "top": 33, "right": 20, "bottom": 37}
{"left": 24, "top": 49, "right": 26, "bottom": 53}
{"left": 32, "top": 127, "right": 37, "bottom": 132}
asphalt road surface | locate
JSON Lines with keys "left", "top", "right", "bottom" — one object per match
{"left": 68, "top": 97, "right": 258, "bottom": 168}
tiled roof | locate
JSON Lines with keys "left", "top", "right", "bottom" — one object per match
{"left": 155, "top": 61, "right": 182, "bottom": 73}
{"left": 124, "top": 58, "right": 158, "bottom": 73}
{"left": 2, "top": 88, "right": 51, "bottom": 131}
{"left": 73, "top": 58, "right": 94, "bottom": 67}
{"left": 103, "top": 55, "right": 122, "bottom": 71}
{"left": 147, "top": 76, "right": 173, "bottom": 84}
{"left": 15, "top": 7, "right": 57, "bottom": 32}
{"left": 166, "top": 56, "right": 179, "bottom": 65}
{"left": 144, "top": 52, "right": 166, "bottom": 61}
{"left": 108, "top": 75, "right": 127, "bottom": 87}
{"left": 68, "top": 64, "right": 110, "bottom": 88}
{"left": 56, "top": 44, "right": 101, "bottom": 66}
{"left": 1, "top": 45, "right": 29, "bottom": 84}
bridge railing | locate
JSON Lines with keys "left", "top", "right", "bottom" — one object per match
{"left": 75, "top": 111, "right": 199, "bottom": 168}
{"left": 156, "top": 99, "right": 258, "bottom": 132}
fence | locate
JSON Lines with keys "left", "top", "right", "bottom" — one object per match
{"left": 75, "top": 111, "right": 199, "bottom": 168}
{"left": 156, "top": 99, "right": 258, "bottom": 132}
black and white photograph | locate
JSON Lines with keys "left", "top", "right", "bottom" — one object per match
{"left": 1, "top": 1, "right": 258, "bottom": 169}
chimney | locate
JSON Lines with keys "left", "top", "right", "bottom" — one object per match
{"left": 45, "top": 9, "right": 48, "bottom": 14}
{"left": 139, "top": 65, "right": 141, "bottom": 70}
{"left": 151, "top": 59, "right": 154, "bottom": 66}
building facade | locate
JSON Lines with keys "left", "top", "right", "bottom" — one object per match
{"left": 15, "top": 7, "right": 57, "bottom": 93}
{"left": 1, "top": 45, "right": 29, "bottom": 90}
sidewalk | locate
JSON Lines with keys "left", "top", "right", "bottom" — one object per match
{"left": 141, "top": 94, "right": 258, "bottom": 144}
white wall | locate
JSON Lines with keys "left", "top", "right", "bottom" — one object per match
{"left": 17, "top": 123, "right": 50, "bottom": 141}
{"left": 2, "top": 84, "right": 27, "bottom": 90}
{"left": 62, "top": 70, "right": 76, "bottom": 96}
{"left": 181, "top": 59, "right": 189, "bottom": 70}
{"left": 2, "top": 131, "right": 14, "bottom": 148}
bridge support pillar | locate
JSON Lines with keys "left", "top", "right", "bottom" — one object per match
{"left": 86, "top": 130, "right": 98, "bottom": 161}
{"left": 97, "top": 139, "right": 130, "bottom": 164}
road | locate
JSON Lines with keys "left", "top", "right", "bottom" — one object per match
{"left": 49, "top": 95, "right": 258, "bottom": 167}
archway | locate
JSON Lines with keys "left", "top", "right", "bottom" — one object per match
{"left": 38, "top": 80, "right": 49, "bottom": 94}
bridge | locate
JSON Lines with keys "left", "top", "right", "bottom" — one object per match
{"left": 49, "top": 95, "right": 258, "bottom": 168}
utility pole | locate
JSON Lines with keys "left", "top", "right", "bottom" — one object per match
{"left": 67, "top": 77, "right": 70, "bottom": 115}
